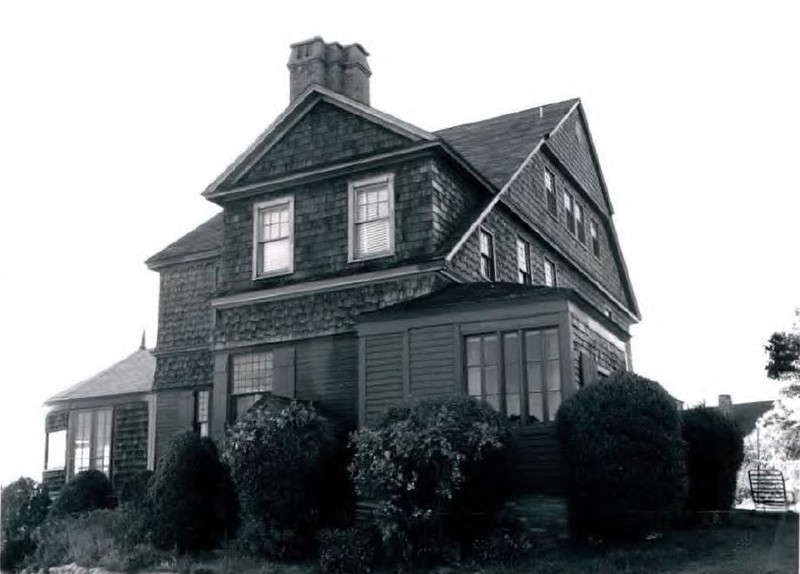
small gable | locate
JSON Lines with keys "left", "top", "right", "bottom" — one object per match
{"left": 235, "top": 101, "right": 414, "bottom": 187}
{"left": 545, "top": 109, "right": 610, "bottom": 214}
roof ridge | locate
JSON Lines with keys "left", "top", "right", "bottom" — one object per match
{"left": 434, "top": 97, "right": 580, "bottom": 133}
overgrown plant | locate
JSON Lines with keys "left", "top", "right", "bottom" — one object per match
{"left": 349, "top": 396, "right": 513, "bottom": 564}
{"left": 0, "top": 476, "right": 50, "bottom": 571}
{"left": 681, "top": 407, "right": 744, "bottom": 512}
{"left": 223, "top": 397, "right": 350, "bottom": 560}
{"left": 51, "top": 469, "right": 114, "bottom": 517}
{"left": 556, "top": 372, "right": 687, "bottom": 542}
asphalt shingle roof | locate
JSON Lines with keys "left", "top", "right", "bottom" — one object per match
{"left": 45, "top": 349, "right": 155, "bottom": 404}
{"left": 145, "top": 99, "right": 578, "bottom": 265}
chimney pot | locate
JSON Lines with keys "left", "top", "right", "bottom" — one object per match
{"left": 718, "top": 394, "right": 733, "bottom": 416}
{"left": 287, "top": 37, "right": 371, "bottom": 105}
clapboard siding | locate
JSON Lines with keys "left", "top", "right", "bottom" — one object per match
{"left": 112, "top": 402, "right": 149, "bottom": 491}
{"left": 409, "top": 325, "right": 455, "bottom": 398}
{"left": 364, "top": 333, "right": 404, "bottom": 425}
{"left": 296, "top": 334, "right": 358, "bottom": 426}
{"left": 155, "top": 390, "right": 194, "bottom": 465}
{"left": 511, "top": 423, "right": 565, "bottom": 494}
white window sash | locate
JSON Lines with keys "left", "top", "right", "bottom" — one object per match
{"left": 348, "top": 174, "right": 395, "bottom": 261}
{"left": 252, "top": 197, "right": 294, "bottom": 277}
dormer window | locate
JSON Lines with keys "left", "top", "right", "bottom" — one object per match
{"left": 253, "top": 197, "right": 294, "bottom": 278}
{"left": 349, "top": 174, "right": 395, "bottom": 261}
{"left": 479, "top": 228, "right": 496, "bottom": 281}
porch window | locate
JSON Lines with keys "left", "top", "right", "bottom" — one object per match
{"left": 72, "top": 408, "right": 112, "bottom": 476}
{"left": 465, "top": 327, "right": 562, "bottom": 422}
{"left": 479, "top": 228, "right": 496, "bottom": 281}
{"left": 230, "top": 351, "right": 274, "bottom": 421}
{"left": 516, "top": 238, "right": 531, "bottom": 285}
{"left": 45, "top": 430, "right": 67, "bottom": 470}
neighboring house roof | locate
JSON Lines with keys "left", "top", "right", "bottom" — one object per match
{"left": 718, "top": 400, "right": 775, "bottom": 436}
{"left": 44, "top": 348, "right": 155, "bottom": 405}
{"left": 435, "top": 99, "right": 580, "bottom": 190}
{"left": 145, "top": 212, "right": 223, "bottom": 269}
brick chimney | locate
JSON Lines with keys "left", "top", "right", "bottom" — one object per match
{"left": 287, "top": 37, "right": 371, "bottom": 105}
{"left": 718, "top": 394, "right": 733, "bottom": 417}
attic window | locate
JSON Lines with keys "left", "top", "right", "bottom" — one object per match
{"left": 590, "top": 219, "right": 600, "bottom": 258}
{"left": 479, "top": 228, "right": 496, "bottom": 281}
{"left": 564, "top": 191, "right": 575, "bottom": 235}
{"left": 349, "top": 174, "right": 395, "bottom": 261}
{"left": 575, "top": 202, "right": 586, "bottom": 245}
{"left": 544, "top": 258, "right": 557, "bottom": 287}
{"left": 254, "top": 197, "right": 294, "bottom": 278}
{"left": 545, "top": 169, "right": 557, "bottom": 216}
{"left": 516, "top": 238, "right": 531, "bottom": 285}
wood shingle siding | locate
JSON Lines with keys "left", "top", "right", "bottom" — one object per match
{"left": 111, "top": 402, "right": 149, "bottom": 491}
{"left": 364, "top": 333, "right": 404, "bottom": 425}
{"left": 409, "top": 325, "right": 457, "bottom": 398}
{"left": 296, "top": 335, "right": 359, "bottom": 426}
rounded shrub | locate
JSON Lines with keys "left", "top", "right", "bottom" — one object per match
{"left": 51, "top": 470, "right": 114, "bottom": 517}
{"left": 0, "top": 476, "right": 51, "bottom": 571}
{"left": 148, "top": 431, "right": 239, "bottom": 553}
{"left": 681, "top": 407, "right": 744, "bottom": 511}
{"left": 349, "top": 396, "right": 514, "bottom": 564}
{"left": 223, "top": 397, "right": 349, "bottom": 560}
{"left": 317, "top": 526, "right": 380, "bottom": 574}
{"left": 556, "top": 372, "right": 687, "bottom": 542}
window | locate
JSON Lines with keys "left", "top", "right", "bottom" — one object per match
{"left": 575, "top": 202, "right": 586, "bottom": 245}
{"left": 72, "top": 409, "right": 112, "bottom": 476}
{"left": 545, "top": 169, "right": 557, "bottom": 216}
{"left": 230, "top": 351, "right": 274, "bottom": 422}
{"left": 195, "top": 390, "right": 210, "bottom": 437}
{"left": 349, "top": 174, "right": 395, "bottom": 261}
{"left": 45, "top": 430, "right": 66, "bottom": 470}
{"left": 590, "top": 219, "right": 600, "bottom": 258}
{"left": 479, "top": 228, "right": 496, "bottom": 281}
{"left": 254, "top": 197, "right": 294, "bottom": 277}
{"left": 564, "top": 191, "right": 575, "bottom": 235}
{"left": 465, "top": 327, "right": 561, "bottom": 422}
{"left": 516, "top": 238, "right": 531, "bottom": 285}
{"left": 543, "top": 258, "right": 556, "bottom": 287}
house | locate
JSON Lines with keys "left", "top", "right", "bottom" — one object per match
{"left": 45, "top": 37, "right": 640, "bottom": 494}
{"left": 42, "top": 337, "right": 156, "bottom": 497}
{"left": 716, "top": 394, "right": 774, "bottom": 436}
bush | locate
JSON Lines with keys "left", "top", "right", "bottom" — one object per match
{"left": 681, "top": 407, "right": 744, "bottom": 511}
{"left": 349, "top": 396, "right": 513, "bottom": 564}
{"left": 472, "top": 515, "right": 534, "bottom": 566}
{"left": 117, "top": 470, "right": 153, "bottom": 506}
{"left": 0, "top": 476, "right": 51, "bottom": 571}
{"left": 223, "top": 397, "right": 350, "bottom": 560}
{"left": 318, "top": 526, "right": 380, "bottom": 574}
{"left": 148, "top": 431, "right": 238, "bottom": 553}
{"left": 556, "top": 372, "right": 687, "bottom": 542}
{"left": 51, "top": 469, "right": 114, "bottom": 517}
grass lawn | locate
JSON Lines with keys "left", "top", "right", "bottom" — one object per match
{"left": 176, "top": 511, "right": 797, "bottom": 574}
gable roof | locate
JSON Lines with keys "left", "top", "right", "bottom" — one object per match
{"left": 435, "top": 98, "right": 580, "bottom": 190}
{"left": 715, "top": 401, "right": 775, "bottom": 437}
{"left": 45, "top": 348, "right": 155, "bottom": 405}
{"left": 145, "top": 212, "right": 223, "bottom": 270}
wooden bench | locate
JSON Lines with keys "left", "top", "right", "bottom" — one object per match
{"left": 748, "top": 469, "right": 791, "bottom": 510}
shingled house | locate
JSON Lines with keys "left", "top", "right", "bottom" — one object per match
{"left": 46, "top": 37, "right": 640, "bottom": 494}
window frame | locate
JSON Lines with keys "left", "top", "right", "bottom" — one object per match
{"left": 478, "top": 226, "right": 497, "bottom": 281}
{"left": 543, "top": 258, "right": 557, "bottom": 287}
{"left": 575, "top": 202, "right": 586, "bottom": 245}
{"left": 252, "top": 196, "right": 295, "bottom": 279}
{"left": 545, "top": 168, "right": 557, "bottom": 217}
{"left": 228, "top": 350, "right": 275, "bottom": 423}
{"left": 70, "top": 407, "right": 113, "bottom": 477}
{"left": 464, "top": 326, "right": 563, "bottom": 423}
{"left": 194, "top": 390, "right": 211, "bottom": 437}
{"left": 516, "top": 237, "right": 531, "bottom": 285}
{"left": 348, "top": 173, "right": 396, "bottom": 262}
{"left": 564, "top": 190, "right": 575, "bottom": 235}
{"left": 45, "top": 429, "right": 67, "bottom": 471}
{"left": 590, "top": 218, "right": 600, "bottom": 258}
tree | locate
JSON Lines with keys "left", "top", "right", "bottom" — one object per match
{"left": 764, "top": 309, "right": 800, "bottom": 396}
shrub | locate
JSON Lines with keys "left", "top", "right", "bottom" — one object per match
{"left": 318, "top": 526, "right": 380, "bottom": 574}
{"left": 556, "top": 372, "right": 687, "bottom": 542}
{"left": 0, "top": 477, "right": 50, "bottom": 571}
{"left": 681, "top": 407, "right": 744, "bottom": 511}
{"left": 223, "top": 397, "right": 349, "bottom": 560}
{"left": 117, "top": 470, "right": 153, "bottom": 505}
{"left": 148, "top": 431, "right": 238, "bottom": 553}
{"left": 349, "top": 396, "right": 513, "bottom": 564}
{"left": 472, "top": 515, "right": 534, "bottom": 566}
{"left": 51, "top": 469, "right": 114, "bottom": 517}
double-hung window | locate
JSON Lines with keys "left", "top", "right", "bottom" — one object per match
{"left": 349, "top": 174, "right": 395, "bottom": 261}
{"left": 230, "top": 351, "right": 274, "bottom": 422}
{"left": 72, "top": 408, "right": 112, "bottom": 476}
{"left": 479, "top": 228, "right": 496, "bottom": 281}
{"left": 543, "top": 258, "right": 557, "bottom": 287}
{"left": 516, "top": 238, "right": 531, "bottom": 285}
{"left": 465, "top": 327, "right": 562, "bottom": 422}
{"left": 545, "top": 169, "right": 557, "bottom": 216}
{"left": 590, "top": 219, "right": 600, "bottom": 258}
{"left": 575, "top": 203, "right": 586, "bottom": 245}
{"left": 564, "top": 191, "right": 575, "bottom": 235}
{"left": 254, "top": 197, "right": 294, "bottom": 277}
{"left": 195, "top": 390, "right": 210, "bottom": 437}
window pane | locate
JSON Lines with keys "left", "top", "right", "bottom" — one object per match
{"left": 525, "top": 331, "right": 542, "bottom": 362}
{"left": 544, "top": 329, "right": 559, "bottom": 360}
{"left": 355, "top": 219, "right": 390, "bottom": 256}
{"left": 46, "top": 430, "right": 67, "bottom": 470}
{"left": 261, "top": 237, "right": 290, "bottom": 273}
{"left": 527, "top": 363, "right": 543, "bottom": 392}
{"left": 232, "top": 352, "right": 274, "bottom": 395}
{"left": 546, "top": 360, "right": 561, "bottom": 392}
{"left": 483, "top": 335, "right": 499, "bottom": 365}
{"left": 234, "top": 394, "right": 262, "bottom": 421}
{"left": 528, "top": 392, "right": 544, "bottom": 422}
{"left": 506, "top": 393, "right": 521, "bottom": 418}
{"left": 485, "top": 393, "right": 500, "bottom": 411}
{"left": 503, "top": 332, "right": 519, "bottom": 364}
{"left": 548, "top": 391, "right": 562, "bottom": 420}
{"left": 93, "top": 409, "right": 112, "bottom": 475}
{"left": 467, "top": 367, "right": 482, "bottom": 397}
{"left": 466, "top": 337, "right": 482, "bottom": 366}
{"left": 74, "top": 412, "right": 92, "bottom": 474}
{"left": 484, "top": 365, "right": 499, "bottom": 396}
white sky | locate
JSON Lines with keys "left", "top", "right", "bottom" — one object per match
{"left": 1, "top": 0, "right": 798, "bottom": 486}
